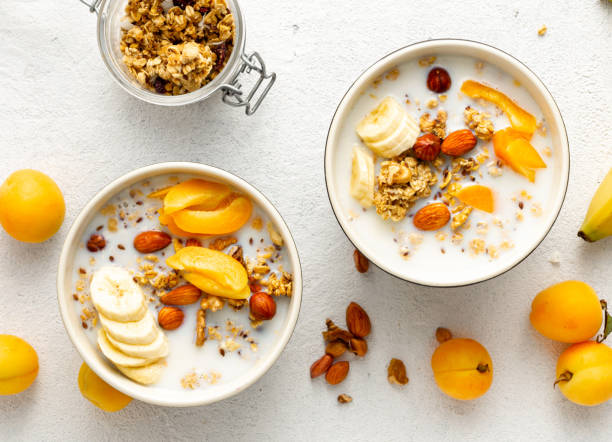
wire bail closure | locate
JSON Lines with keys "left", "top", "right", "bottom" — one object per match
{"left": 221, "top": 52, "right": 276, "bottom": 115}
{"left": 80, "top": 0, "right": 101, "bottom": 13}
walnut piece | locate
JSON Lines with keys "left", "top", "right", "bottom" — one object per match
{"left": 387, "top": 358, "right": 409, "bottom": 385}
{"left": 208, "top": 236, "right": 237, "bottom": 251}
{"left": 264, "top": 272, "right": 293, "bottom": 297}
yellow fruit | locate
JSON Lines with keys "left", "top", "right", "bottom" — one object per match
{"left": 431, "top": 338, "right": 493, "bottom": 400}
{"left": 530, "top": 281, "right": 603, "bottom": 343}
{"left": 163, "top": 179, "right": 232, "bottom": 215}
{"left": 0, "top": 169, "right": 65, "bottom": 243}
{"left": 578, "top": 168, "right": 612, "bottom": 242}
{"left": 166, "top": 247, "right": 249, "bottom": 299}
{"left": 78, "top": 362, "right": 132, "bottom": 412}
{"left": 0, "top": 335, "right": 39, "bottom": 395}
{"left": 555, "top": 341, "right": 612, "bottom": 406}
{"left": 172, "top": 196, "right": 252, "bottom": 235}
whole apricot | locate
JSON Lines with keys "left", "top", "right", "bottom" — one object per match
{"left": 0, "top": 334, "right": 39, "bottom": 395}
{"left": 555, "top": 341, "right": 612, "bottom": 406}
{"left": 78, "top": 363, "right": 132, "bottom": 412}
{"left": 431, "top": 338, "right": 493, "bottom": 400}
{"left": 0, "top": 169, "right": 65, "bottom": 243}
{"left": 530, "top": 281, "right": 603, "bottom": 343}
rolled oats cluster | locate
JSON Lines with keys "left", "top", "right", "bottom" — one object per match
{"left": 120, "top": 0, "right": 234, "bottom": 95}
{"left": 374, "top": 156, "right": 438, "bottom": 221}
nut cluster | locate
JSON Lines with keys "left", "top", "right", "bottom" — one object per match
{"left": 310, "top": 302, "right": 372, "bottom": 397}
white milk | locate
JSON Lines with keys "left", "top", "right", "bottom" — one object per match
{"left": 336, "top": 55, "right": 555, "bottom": 277}
{"left": 71, "top": 174, "right": 293, "bottom": 391}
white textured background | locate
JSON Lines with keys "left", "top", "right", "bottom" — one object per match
{"left": 1, "top": 0, "right": 612, "bottom": 440}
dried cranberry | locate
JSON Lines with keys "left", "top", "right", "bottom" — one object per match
{"left": 173, "top": 0, "right": 194, "bottom": 9}
{"left": 213, "top": 43, "right": 227, "bottom": 71}
{"left": 153, "top": 77, "right": 166, "bottom": 94}
{"left": 199, "top": 6, "right": 210, "bottom": 14}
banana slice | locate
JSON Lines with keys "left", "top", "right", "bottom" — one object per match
{"left": 356, "top": 96, "right": 405, "bottom": 143}
{"left": 99, "top": 311, "right": 159, "bottom": 346}
{"left": 116, "top": 360, "right": 166, "bottom": 385}
{"left": 97, "top": 329, "right": 161, "bottom": 368}
{"left": 350, "top": 145, "right": 375, "bottom": 208}
{"left": 106, "top": 329, "right": 168, "bottom": 359}
{"left": 367, "top": 115, "right": 419, "bottom": 158}
{"left": 91, "top": 267, "right": 147, "bottom": 322}
{"left": 356, "top": 96, "right": 419, "bottom": 158}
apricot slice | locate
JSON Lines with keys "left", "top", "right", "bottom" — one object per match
{"left": 166, "top": 247, "right": 249, "bottom": 299}
{"left": 506, "top": 138, "right": 547, "bottom": 169}
{"left": 163, "top": 179, "right": 232, "bottom": 215}
{"left": 159, "top": 208, "right": 209, "bottom": 239}
{"left": 461, "top": 80, "right": 537, "bottom": 136}
{"left": 456, "top": 185, "right": 494, "bottom": 213}
{"left": 172, "top": 196, "right": 252, "bottom": 235}
{"left": 147, "top": 186, "right": 173, "bottom": 199}
{"left": 493, "top": 127, "right": 528, "bottom": 163}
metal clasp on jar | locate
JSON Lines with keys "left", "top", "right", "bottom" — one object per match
{"left": 221, "top": 52, "right": 276, "bottom": 115}
{"left": 79, "top": 0, "right": 101, "bottom": 13}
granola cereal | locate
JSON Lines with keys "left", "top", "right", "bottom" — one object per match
{"left": 419, "top": 110, "right": 447, "bottom": 138}
{"left": 120, "top": 0, "right": 235, "bottom": 95}
{"left": 374, "top": 157, "right": 437, "bottom": 221}
{"left": 464, "top": 106, "right": 494, "bottom": 140}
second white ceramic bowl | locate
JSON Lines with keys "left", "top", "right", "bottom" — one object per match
{"left": 325, "top": 39, "right": 570, "bottom": 287}
{"left": 57, "top": 162, "right": 302, "bottom": 407}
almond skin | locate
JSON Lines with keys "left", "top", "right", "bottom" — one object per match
{"left": 346, "top": 302, "right": 371, "bottom": 338}
{"left": 413, "top": 203, "right": 451, "bottom": 231}
{"left": 158, "top": 306, "right": 184, "bottom": 330}
{"left": 133, "top": 231, "right": 172, "bottom": 253}
{"left": 310, "top": 354, "right": 333, "bottom": 378}
{"left": 160, "top": 284, "right": 202, "bottom": 305}
{"left": 325, "top": 361, "right": 350, "bottom": 385}
{"left": 249, "top": 292, "right": 276, "bottom": 320}
{"left": 441, "top": 129, "right": 477, "bottom": 156}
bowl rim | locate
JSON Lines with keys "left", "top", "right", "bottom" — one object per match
{"left": 96, "top": 0, "right": 247, "bottom": 106}
{"left": 324, "top": 38, "right": 570, "bottom": 288}
{"left": 57, "top": 162, "right": 302, "bottom": 407}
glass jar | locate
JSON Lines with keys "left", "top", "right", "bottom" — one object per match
{"left": 80, "top": 0, "right": 275, "bottom": 113}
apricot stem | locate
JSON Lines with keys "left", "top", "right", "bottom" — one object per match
{"left": 597, "top": 300, "right": 611, "bottom": 343}
{"left": 476, "top": 363, "right": 490, "bottom": 373}
{"left": 553, "top": 371, "right": 573, "bottom": 388}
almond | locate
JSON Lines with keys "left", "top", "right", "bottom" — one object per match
{"left": 325, "top": 361, "right": 350, "bottom": 385}
{"left": 133, "top": 230, "right": 172, "bottom": 253}
{"left": 310, "top": 354, "right": 333, "bottom": 378}
{"left": 413, "top": 203, "right": 451, "bottom": 231}
{"left": 346, "top": 302, "right": 371, "bottom": 338}
{"left": 441, "top": 129, "right": 477, "bottom": 156}
{"left": 350, "top": 338, "right": 368, "bottom": 357}
{"left": 160, "top": 284, "right": 202, "bottom": 305}
{"left": 158, "top": 306, "right": 184, "bottom": 330}
{"left": 353, "top": 249, "right": 369, "bottom": 273}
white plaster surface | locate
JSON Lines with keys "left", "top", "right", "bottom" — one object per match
{"left": 1, "top": 0, "right": 612, "bottom": 440}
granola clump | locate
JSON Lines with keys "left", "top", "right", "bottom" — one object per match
{"left": 373, "top": 157, "right": 437, "bottom": 221}
{"left": 419, "top": 109, "right": 447, "bottom": 138}
{"left": 464, "top": 106, "right": 494, "bottom": 140}
{"left": 120, "top": 0, "right": 234, "bottom": 95}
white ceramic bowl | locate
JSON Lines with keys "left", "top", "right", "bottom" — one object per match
{"left": 57, "top": 162, "right": 302, "bottom": 407}
{"left": 325, "top": 39, "right": 570, "bottom": 287}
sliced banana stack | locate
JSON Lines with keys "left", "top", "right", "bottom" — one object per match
{"left": 91, "top": 267, "right": 168, "bottom": 385}
{"left": 350, "top": 144, "right": 375, "bottom": 208}
{"left": 356, "top": 96, "right": 419, "bottom": 158}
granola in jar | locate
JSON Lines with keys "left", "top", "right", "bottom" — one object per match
{"left": 120, "top": 0, "right": 235, "bottom": 95}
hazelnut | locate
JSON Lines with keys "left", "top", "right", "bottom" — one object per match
{"left": 412, "top": 133, "right": 442, "bottom": 161}
{"left": 87, "top": 234, "right": 106, "bottom": 252}
{"left": 427, "top": 67, "right": 451, "bottom": 93}
{"left": 436, "top": 327, "right": 453, "bottom": 344}
{"left": 249, "top": 292, "right": 276, "bottom": 320}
